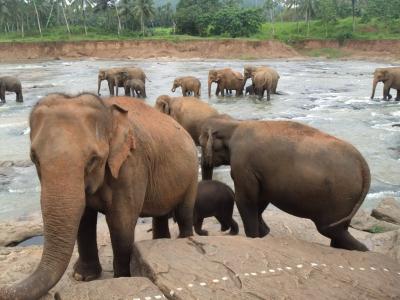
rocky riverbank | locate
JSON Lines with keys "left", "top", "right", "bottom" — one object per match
{"left": 0, "top": 197, "right": 399, "bottom": 299}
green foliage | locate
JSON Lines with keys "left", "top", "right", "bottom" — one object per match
{"left": 211, "top": 8, "right": 263, "bottom": 38}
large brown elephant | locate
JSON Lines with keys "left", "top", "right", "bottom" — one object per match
{"left": 200, "top": 116, "right": 369, "bottom": 251}
{"left": 97, "top": 67, "right": 125, "bottom": 96}
{"left": 244, "top": 65, "right": 280, "bottom": 94}
{"left": 113, "top": 67, "right": 148, "bottom": 96}
{"left": 371, "top": 67, "right": 400, "bottom": 101}
{"left": 0, "top": 76, "right": 23, "bottom": 103}
{"left": 172, "top": 76, "right": 201, "bottom": 97}
{"left": 252, "top": 70, "right": 274, "bottom": 100}
{"left": 155, "top": 95, "right": 219, "bottom": 145}
{"left": 208, "top": 68, "right": 244, "bottom": 97}
{"left": 0, "top": 94, "right": 198, "bottom": 300}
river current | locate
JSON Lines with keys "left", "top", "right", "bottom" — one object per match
{"left": 0, "top": 59, "right": 399, "bottom": 220}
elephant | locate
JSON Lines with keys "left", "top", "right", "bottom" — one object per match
{"left": 252, "top": 70, "right": 274, "bottom": 100}
{"left": 194, "top": 180, "right": 239, "bottom": 236}
{"left": 124, "top": 78, "right": 146, "bottom": 98}
{"left": 244, "top": 65, "right": 280, "bottom": 94}
{"left": 0, "top": 76, "right": 23, "bottom": 103}
{"left": 97, "top": 67, "right": 126, "bottom": 96}
{"left": 199, "top": 115, "right": 370, "bottom": 252}
{"left": 245, "top": 85, "right": 255, "bottom": 95}
{"left": 371, "top": 67, "right": 400, "bottom": 101}
{"left": 208, "top": 68, "right": 244, "bottom": 97}
{"left": 172, "top": 76, "right": 201, "bottom": 97}
{"left": 154, "top": 95, "right": 219, "bottom": 145}
{"left": 0, "top": 94, "right": 198, "bottom": 300}
{"left": 113, "top": 67, "right": 148, "bottom": 96}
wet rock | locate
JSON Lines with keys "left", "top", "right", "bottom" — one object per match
{"left": 350, "top": 209, "right": 400, "bottom": 233}
{"left": 372, "top": 198, "right": 400, "bottom": 225}
{"left": 0, "top": 219, "right": 43, "bottom": 247}
{"left": 131, "top": 236, "right": 400, "bottom": 300}
{"left": 51, "top": 278, "right": 164, "bottom": 300}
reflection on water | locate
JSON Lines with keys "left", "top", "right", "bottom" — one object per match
{"left": 0, "top": 59, "right": 399, "bottom": 220}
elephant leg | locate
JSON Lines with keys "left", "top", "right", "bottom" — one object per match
{"left": 152, "top": 214, "right": 171, "bottom": 239}
{"left": 73, "top": 206, "right": 102, "bottom": 281}
{"left": 0, "top": 86, "right": 5, "bottom": 103}
{"left": 266, "top": 89, "right": 271, "bottom": 101}
{"left": 124, "top": 87, "right": 130, "bottom": 96}
{"left": 16, "top": 90, "right": 23, "bottom": 102}
{"left": 396, "top": 89, "right": 400, "bottom": 101}
{"left": 194, "top": 216, "right": 207, "bottom": 236}
{"left": 383, "top": 84, "right": 391, "bottom": 100}
{"left": 174, "top": 181, "right": 196, "bottom": 238}
{"left": 108, "top": 82, "right": 114, "bottom": 96}
{"left": 258, "top": 200, "right": 270, "bottom": 237}
{"left": 317, "top": 222, "right": 368, "bottom": 251}
{"left": 215, "top": 85, "right": 220, "bottom": 96}
{"left": 234, "top": 174, "right": 260, "bottom": 238}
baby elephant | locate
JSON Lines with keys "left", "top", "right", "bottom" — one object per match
{"left": 245, "top": 85, "right": 255, "bottom": 95}
{"left": 0, "top": 76, "right": 23, "bottom": 103}
{"left": 194, "top": 180, "right": 239, "bottom": 236}
{"left": 172, "top": 76, "right": 201, "bottom": 97}
{"left": 124, "top": 79, "right": 146, "bottom": 98}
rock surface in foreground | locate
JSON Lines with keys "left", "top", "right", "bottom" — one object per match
{"left": 52, "top": 277, "right": 164, "bottom": 300}
{"left": 131, "top": 236, "right": 400, "bottom": 300}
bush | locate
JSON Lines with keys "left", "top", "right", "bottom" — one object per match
{"left": 335, "top": 30, "right": 353, "bottom": 45}
{"left": 211, "top": 8, "right": 263, "bottom": 38}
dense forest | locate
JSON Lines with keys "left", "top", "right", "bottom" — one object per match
{"left": 0, "top": 0, "right": 399, "bottom": 41}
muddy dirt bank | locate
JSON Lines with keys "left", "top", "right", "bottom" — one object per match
{"left": 0, "top": 40, "right": 299, "bottom": 62}
{"left": 296, "top": 39, "right": 400, "bottom": 61}
{"left": 0, "top": 39, "right": 399, "bottom": 62}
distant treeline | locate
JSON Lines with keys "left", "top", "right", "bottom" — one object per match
{"left": 0, "top": 0, "right": 399, "bottom": 39}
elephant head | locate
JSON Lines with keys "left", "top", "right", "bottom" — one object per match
{"left": 199, "top": 115, "right": 239, "bottom": 180}
{"left": 171, "top": 78, "right": 182, "bottom": 93}
{"left": 371, "top": 68, "right": 390, "bottom": 99}
{"left": 0, "top": 93, "right": 134, "bottom": 300}
{"left": 97, "top": 69, "right": 107, "bottom": 95}
{"left": 208, "top": 70, "right": 219, "bottom": 97}
{"left": 155, "top": 95, "right": 172, "bottom": 115}
{"left": 243, "top": 65, "right": 257, "bottom": 83}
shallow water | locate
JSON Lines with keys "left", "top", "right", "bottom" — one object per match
{"left": 0, "top": 59, "right": 399, "bottom": 220}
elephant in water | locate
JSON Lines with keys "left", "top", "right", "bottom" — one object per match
{"left": 154, "top": 95, "right": 219, "bottom": 145}
{"left": 208, "top": 68, "right": 244, "bottom": 97}
{"left": 244, "top": 65, "right": 280, "bottom": 94}
{"left": 172, "top": 76, "right": 201, "bottom": 97}
{"left": 124, "top": 78, "right": 146, "bottom": 98}
{"left": 0, "top": 76, "right": 23, "bottom": 103}
{"left": 371, "top": 67, "right": 400, "bottom": 101}
{"left": 200, "top": 115, "right": 369, "bottom": 251}
{"left": 0, "top": 94, "right": 198, "bottom": 300}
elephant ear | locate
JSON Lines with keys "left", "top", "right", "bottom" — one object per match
{"left": 160, "top": 99, "right": 171, "bottom": 115}
{"left": 200, "top": 129, "right": 214, "bottom": 166}
{"left": 108, "top": 104, "right": 136, "bottom": 179}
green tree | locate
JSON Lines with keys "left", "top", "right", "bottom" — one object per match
{"left": 299, "top": 0, "right": 316, "bottom": 36}
{"left": 316, "top": 0, "right": 336, "bottom": 37}
{"left": 133, "top": 0, "right": 155, "bottom": 36}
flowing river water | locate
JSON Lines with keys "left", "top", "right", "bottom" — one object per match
{"left": 0, "top": 59, "right": 399, "bottom": 221}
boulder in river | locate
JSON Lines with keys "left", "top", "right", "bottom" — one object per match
{"left": 350, "top": 209, "right": 400, "bottom": 233}
{"left": 0, "top": 219, "right": 43, "bottom": 247}
{"left": 372, "top": 197, "right": 400, "bottom": 225}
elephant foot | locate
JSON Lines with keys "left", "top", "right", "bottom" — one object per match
{"left": 395, "top": 98, "right": 400, "bottom": 101}
{"left": 195, "top": 229, "right": 208, "bottom": 236}
{"left": 73, "top": 258, "right": 102, "bottom": 282}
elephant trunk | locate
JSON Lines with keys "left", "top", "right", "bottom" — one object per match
{"left": 201, "top": 130, "right": 214, "bottom": 180}
{"left": 0, "top": 168, "right": 85, "bottom": 300}
{"left": 371, "top": 78, "right": 378, "bottom": 99}
{"left": 208, "top": 79, "right": 212, "bottom": 98}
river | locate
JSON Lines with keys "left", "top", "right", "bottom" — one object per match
{"left": 0, "top": 59, "right": 399, "bottom": 220}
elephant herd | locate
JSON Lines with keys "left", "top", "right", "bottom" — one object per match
{"left": 0, "top": 64, "right": 399, "bottom": 300}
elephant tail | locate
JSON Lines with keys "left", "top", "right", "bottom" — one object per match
{"left": 323, "top": 156, "right": 371, "bottom": 230}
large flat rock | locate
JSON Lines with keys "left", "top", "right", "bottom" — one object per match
{"left": 131, "top": 236, "right": 400, "bottom": 300}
